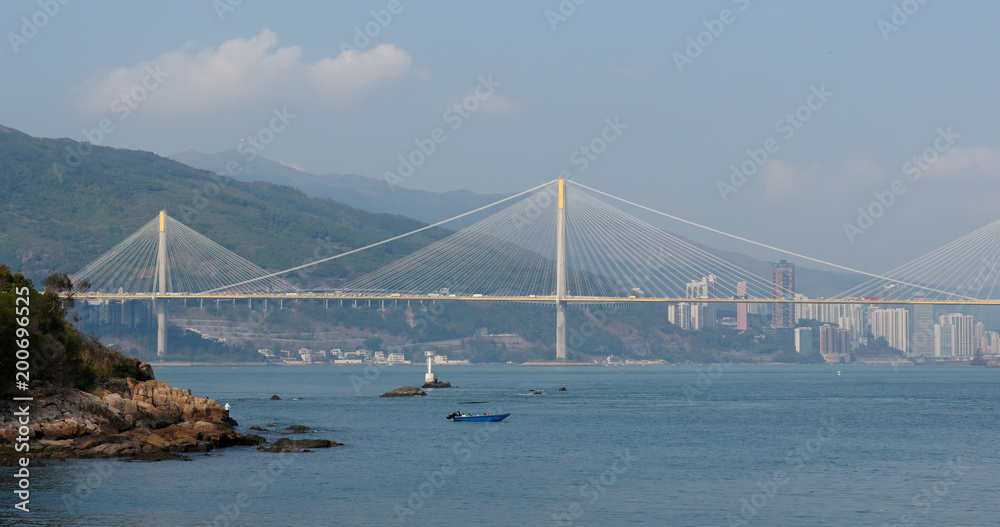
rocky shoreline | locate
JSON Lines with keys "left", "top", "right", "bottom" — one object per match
{"left": 0, "top": 362, "right": 339, "bottom": 463}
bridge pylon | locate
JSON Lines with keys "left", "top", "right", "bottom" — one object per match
{"left": 555, "top": 178, "right": 567, "bottom": 360}
{"left": 155, "top": 210, "right": 167, "bottom": 356}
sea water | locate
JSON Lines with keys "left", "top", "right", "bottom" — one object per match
{"left": 5, "top": 364, "right": 1000, "bottom": 526}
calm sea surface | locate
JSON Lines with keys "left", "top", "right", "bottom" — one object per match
{"left": 6, "top": 364, "right": 1000, "bottom": 526}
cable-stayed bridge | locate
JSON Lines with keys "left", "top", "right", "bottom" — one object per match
{"left": 68, "top": 178, "right": 1000, "bottom": 358}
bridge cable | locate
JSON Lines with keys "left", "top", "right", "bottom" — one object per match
{"left": 200, "top": 179, "right": 559, "bottom": 293}
{"left": 572, "top": 181, "right": 971, "bottom": 300}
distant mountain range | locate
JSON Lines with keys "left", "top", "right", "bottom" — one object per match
{"left": 169, "top": 150, "right": 510, "bottom": 225}
{"left": 0, "top": 125, "right": 445, "bottom": 286}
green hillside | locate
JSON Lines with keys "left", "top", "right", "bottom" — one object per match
{"left": 0, "top": 267, "right": 145, "bottom": 396}
{"left": 0, "top": 125, "right": 445, "bottom": 286}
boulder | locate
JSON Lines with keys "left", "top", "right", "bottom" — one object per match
{"left": 558, "top": 387, "right": 567, "bottom": 392}
{"left": 234, "top": 434, "right": 267, "bottom": 446}
{"left": 270, "top": 395, "right": 282, "bottom": 400}
{"left": 101, "top": 392, "right": 140, "bottom": 417}
{"left": 127, "top": 379, "right": 227, "bottom": 423}
{"left": 249, "top": 426, "right": 268, "bottom": 432}
{"left": 125, "top": 357, "right": 156, "bottom": 381}
{"left": 379, "top": 386, "right": 427, "bottom": 398}
{"left": 258, "top": 438, "right": 342, "bottom": 453}
{"left": 283, "top": 425, "right": 310, "bottom": 434}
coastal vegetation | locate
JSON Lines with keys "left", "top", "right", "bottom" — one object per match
{"left": 0, "top": 267, "right": 141, "bottom": 395}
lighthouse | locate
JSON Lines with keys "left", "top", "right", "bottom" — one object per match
{"left": 424, "top": 351, "right": 437, "bottom": 385}
{"left": 421, "top": 351, "right": 451, "bottom": 388}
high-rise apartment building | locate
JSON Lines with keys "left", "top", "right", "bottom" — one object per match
{"left": 987, "top": 331, "right": 1000, "bottom": 355}
{"left": 676, "top": 302, "right": 691, "bottom": 330}
{"left": 772, "top": 260, "right": 794, "bottom": 329}
{"left": 938, "top": 313, "right": 974, "bottom": 357}
{"left": 910, "top": 303, "right": 935, "bottom": 357}
{"left": 934, "top": 324, "right": 955, "bottom": 357}
{"left": 819, "top": 324, "right": 850, "bottom": 363}
{"left": 868, "top": 307, "right": 910, "bottom": 355}
{"left": 686, "top": 275, "right": 717, "bottom": 329}
{"left": 736, "top": 281, "right": 748, "bottom": 331}
{"left": 794, "top": 327, "right": 813, "bottom": 353}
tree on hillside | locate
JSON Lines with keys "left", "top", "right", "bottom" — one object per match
{"left": 1, "top": 266, "right": 141, "bottom": 395}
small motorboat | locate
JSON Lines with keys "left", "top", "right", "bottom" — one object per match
{"left": 446, "top": 401, "right": 510, "bottom": 422}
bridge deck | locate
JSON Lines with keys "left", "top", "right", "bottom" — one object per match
{"left": 66, "top": 294, "right": 1000, "bottom": 305}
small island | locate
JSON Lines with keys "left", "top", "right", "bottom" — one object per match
{"left": 379, "top": 386, "right": 427, "bottom": 397}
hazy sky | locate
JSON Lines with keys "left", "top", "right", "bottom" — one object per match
{"left": 3, "top": 1, "right": 999, "bottom": 273}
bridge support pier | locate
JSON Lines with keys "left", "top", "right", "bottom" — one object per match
{"left": 156, "top": 299, "right": 167, "bottom": 357}
{"left": 556, "top": 301, "right": 567, "bottom": 360}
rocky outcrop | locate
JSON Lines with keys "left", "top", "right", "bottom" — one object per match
{"left": 379, "top": 386, "right": 427, "bottom": 397}
{"left": 421, "top": 381, "right": 452, "bottom": 389}
{"left": 258, "top": 438, "right": 342, "bottom": 453}
{"left": 126, "top": 379, "right": 231, "bottom": 424}
{"left": 283, "top": 425, "right": 310, "bottom": 434}
{"left": 0, "top": 379, "right": 264, "bottom": 463}
{"left": 125, "top": 357, "right": 156, "bottom": 381}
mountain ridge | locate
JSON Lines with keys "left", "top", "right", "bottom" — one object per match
{"left": 169, "top": 150, "right": 511, "bottom": 225}
{"left": 0, "top": 125, "right": 446, "bottom": 286}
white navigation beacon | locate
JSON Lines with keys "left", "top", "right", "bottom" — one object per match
{"left": 424, "top": 351, "right": 437, "bottom": 385}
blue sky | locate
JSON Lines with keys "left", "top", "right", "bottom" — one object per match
{"left": 3, "top": 1, "right": 999, "bottom": 273}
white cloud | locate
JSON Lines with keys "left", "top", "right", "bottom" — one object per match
{"left": 304, "top": 44, "right": 412, "bottom": 104}
{"left": 924, "top": 146, "right": 1000, "bottom": 179}
{"left": 835, "top": 158, "right": 885, "bottom": 191}
{"left": 479, "top": 94, "right": 516, "bottom": 114}
{"left": 759, "top": 160, "right": 818, "bottom": 199}
{"left": 76, "top": 29, "right": 412, "bottom": 117}
{"left": 447, "top": 91, "right": 516, "bottom": 115}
